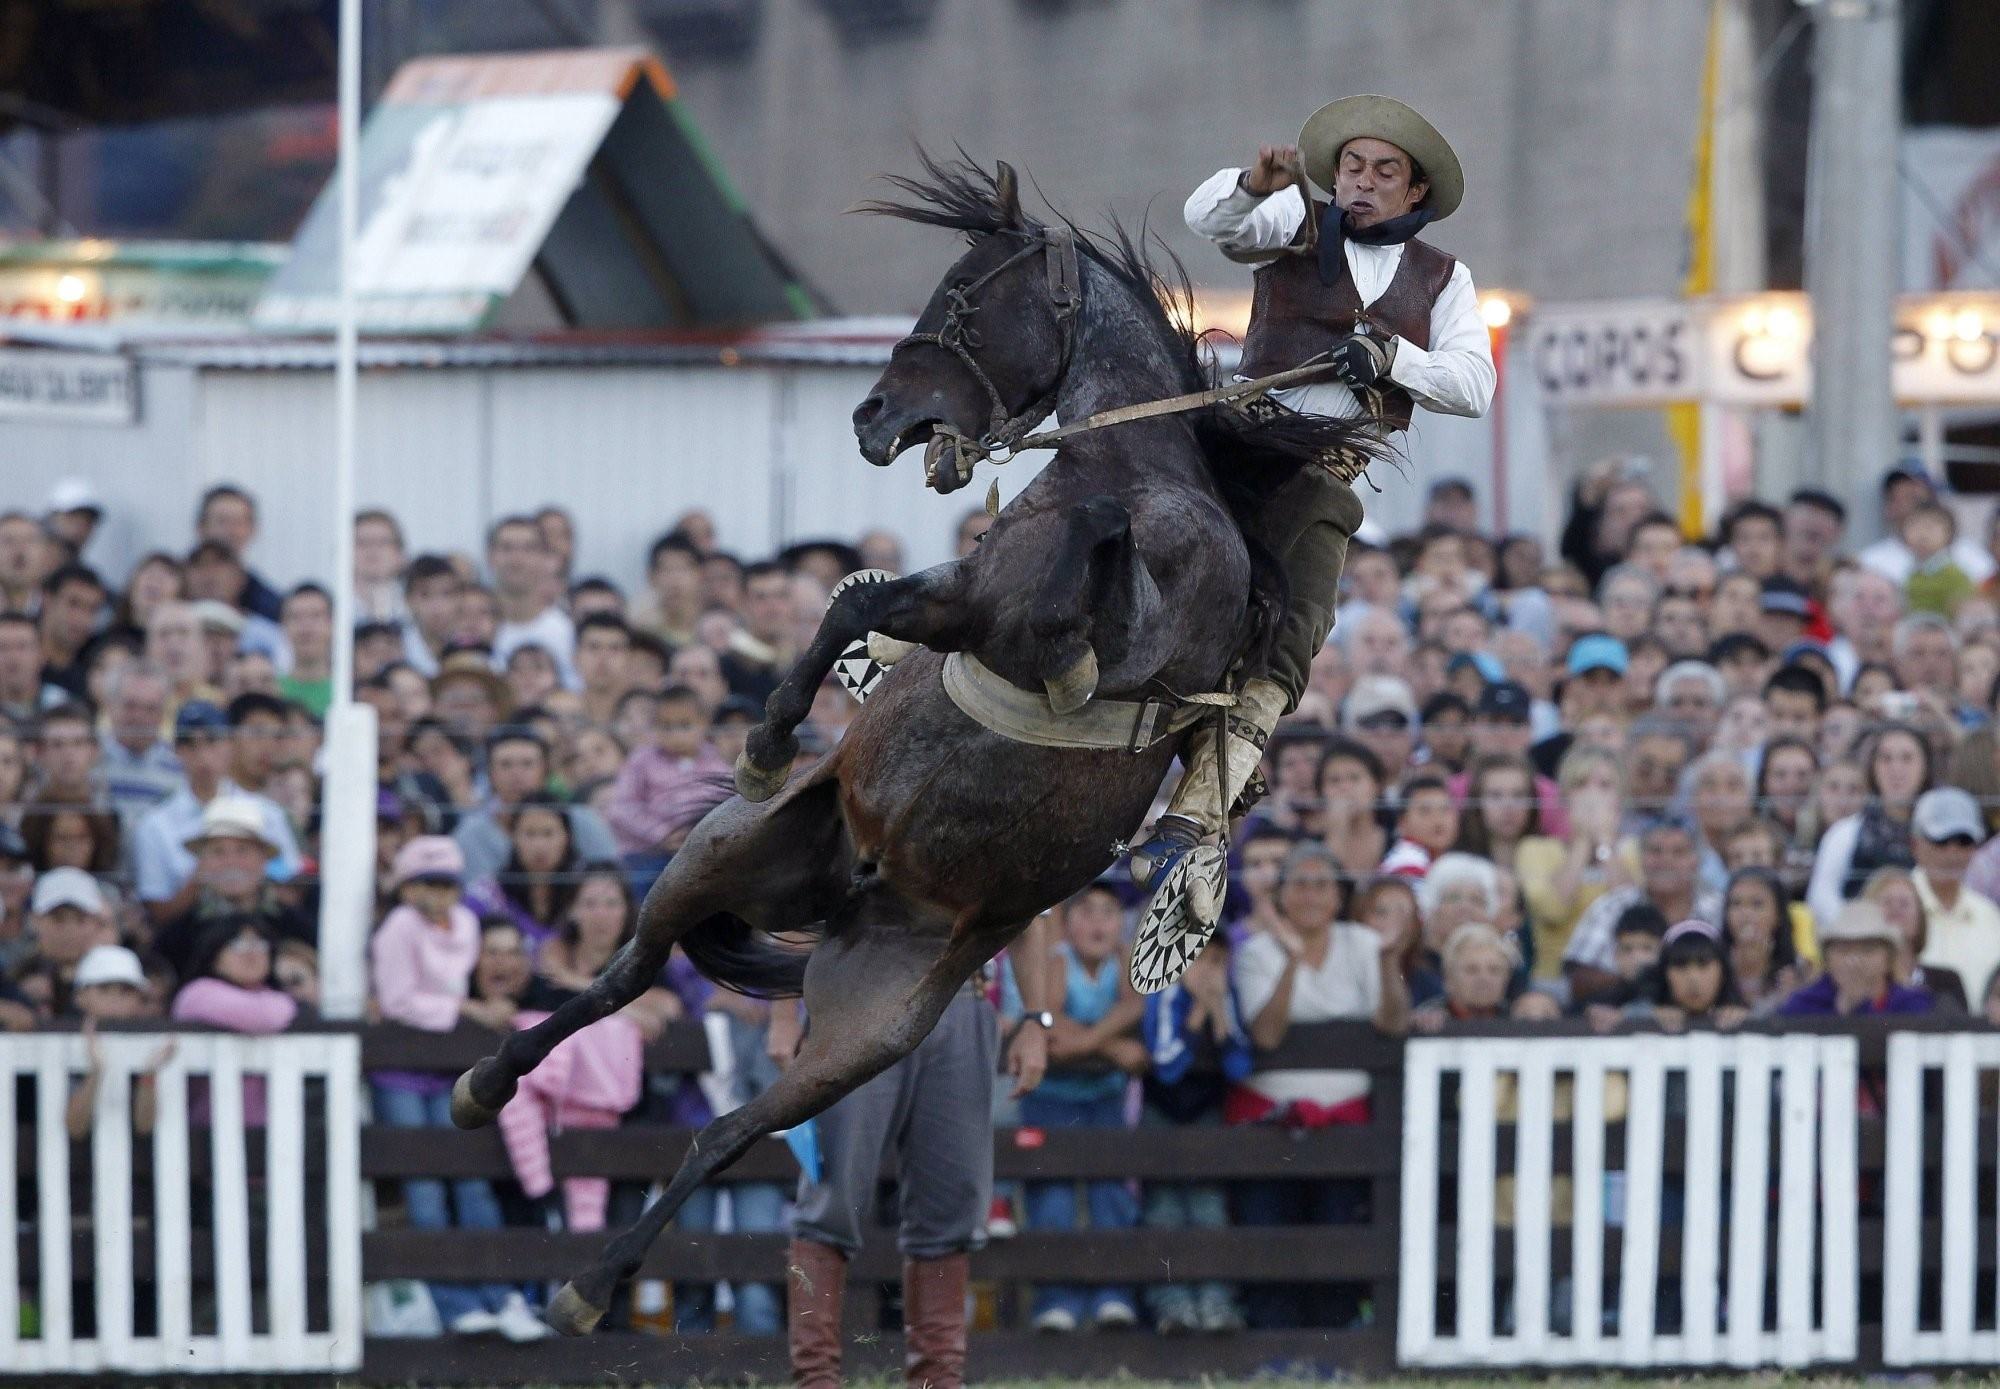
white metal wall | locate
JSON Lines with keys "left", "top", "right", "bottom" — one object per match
{"left": 1399, "top": 1033, "right": 1860, "bottom": 1371}
{"left": 5, "top": 353, "right": 1498, "bottom": 601}
{"left": 0, "top": 1032, "right": 362, "bottom": 1375}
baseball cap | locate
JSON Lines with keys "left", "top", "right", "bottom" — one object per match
{"left": 1567, "top": 633, "right": 1628, "bottom": 678}
{"left": 1445, "top": 650, "right": 1506, "bottom": 685}
{"left": 47, "top": 478, "right": 103, "bottom": 518}
{"left": 192, "top": 599, "right": 245, "bottom": 635}
{"left": 32, "top": 866, "right": 106, "bottom": 917}
{"left": 174, "top": 700, "right": 230, "bottom": 741}
{"left": 1343, "top": 675, "right": 1418, "bottom": 729}
{"left": 1759, "top": 576, "right": 1812, "bottom": 619}
{"left": 392, "top": 835, "right": 465, "bottom": 888}
{"left": 74, "top": 944, "right": 147, "bottom": 991}
{"left": 1914, "top": 787, "right": 1986, "bottom": 845}
{"left": 1882, "top": 462, "right": 1933, "bottom": 492}
{"left": 1820, "top": 899, "right": 1899, "bottom": 948}
{"left": 1476, "top": 680, "right": 1532, "bottom": 723}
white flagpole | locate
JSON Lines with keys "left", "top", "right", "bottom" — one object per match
{"left": 318, "top": 0, "right": 377, "bottom": 1022}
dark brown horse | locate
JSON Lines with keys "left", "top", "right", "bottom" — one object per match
{"left": 447, "top": 154, "right": 1380, "bottom": 1334}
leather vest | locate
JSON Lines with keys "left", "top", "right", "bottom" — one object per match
{"left": 1237, "top": 204, "right": 1457, "bottom": 432}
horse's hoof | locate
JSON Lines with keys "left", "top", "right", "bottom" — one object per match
{"left": 868, "top": 632, "right": 917, "bottom": 666}
{"left": 545, "top": 1282, "right": 606, "bottom": 1337}
{"left": 450, "top": 1060, "right": 513, "bottom": 1130}
{"left": 735, "top": 750, "right": 791, "bottom": 803}
{"left": 1044, "top": 647, "right": 1099, "bottom": 715}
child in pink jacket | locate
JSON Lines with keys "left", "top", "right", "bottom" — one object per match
{"left": 171, "top": 914, "right": 298, "bottom": 1126}
{"left": 496, "top": 1008, "right": 644, "bottom": 1231}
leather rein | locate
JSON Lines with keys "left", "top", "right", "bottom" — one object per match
{"left": 888, "top": 224, "right": 1342, "bottom": 486}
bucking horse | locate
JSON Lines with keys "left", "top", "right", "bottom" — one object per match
{"left": 447, "top": 153, "right": 1383, "bottom": 1334}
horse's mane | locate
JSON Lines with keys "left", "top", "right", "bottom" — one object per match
{"left": 855, "top": 150, "right": 1395, "bottom": 504}
{"left": 860, "top": 151, "right": 1397, "bottom": 677}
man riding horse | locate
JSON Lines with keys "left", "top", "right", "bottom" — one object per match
{"left": 1131, "top": 94, "right": 1496, "bottom": 931}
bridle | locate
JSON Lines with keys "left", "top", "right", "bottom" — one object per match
{"left": 888, "top": 222, "right": 1358, "bottom": 491}
{"left": 890, "top": 225, "right": 1082, "bottom": 472}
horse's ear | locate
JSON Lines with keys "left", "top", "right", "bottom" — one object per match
{"left": 994, "top": 162, "right": 1021, "bottom": 226}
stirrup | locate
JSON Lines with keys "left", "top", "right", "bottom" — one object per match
{"left": 1130, "top": 846, "right": 1226, "bottom": 994}
{"left": 1128, "top": 816, "right": 1202, "bottom": 892}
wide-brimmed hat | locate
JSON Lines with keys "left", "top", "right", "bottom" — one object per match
{"left": 1820, "top": 900, "right": 1899, "bottom": 949}
{"left": 431, "top": 648, "right": 514, "bottom": 716}
{"left": 183, "top": 795, "right": 281, "bottom": 857}
{"left": 1299, "top": 94, "right": 1464, "bottom": 220}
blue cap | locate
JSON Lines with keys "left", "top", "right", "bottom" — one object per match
{"left": 173, "top": 701, "right": 230, "bottom": 740}
{"left": 1780, "top": 639, "right": 1832, "bottom": 665}
{"left": 1446, "top": 650, "right": 1506, "bottom": 685}
{"left": 1567, "top": 633, "right": 1628, "bottom": 678}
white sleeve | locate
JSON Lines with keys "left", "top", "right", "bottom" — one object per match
{"left": 1231, "top": 934, "right": 1286, "bottom": 1021}
{"left": 1806, "top": 815, "right": 1862, "bottom": 929}
{"left": 1184, "top": 167, "right": 1307, "bottom": 255}
{"left": 1385, "top": 260, "right": 1496, "bottom": 419}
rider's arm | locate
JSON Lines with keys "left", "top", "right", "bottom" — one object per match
{"left": 1183, "top": 167, "right": 1306, "bottom": 255}
{"left": 1383, "top": 261, "right": 1496, "bottom": 418}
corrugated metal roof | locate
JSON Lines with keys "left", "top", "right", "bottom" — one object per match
{"left": 0, "top": 318, "right": 914, "bottom": 371}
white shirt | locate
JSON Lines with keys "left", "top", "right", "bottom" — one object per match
{"left": 1183, "top": 168, "right": 1496, "bottom": 422}
{"left": 1916, "top": 869, "right": 2000, "bottom": 1002}
{"left": 1232, "top": 924, "right": 1382, "bottom": 1110}
{"left": 494, "top": 607, "right": 579, "bottom": 690}
{"left": 1857, "top": 534, "right": 1996, "bottom": 587}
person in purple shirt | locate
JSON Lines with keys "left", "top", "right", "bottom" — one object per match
{"left": 1777, "top": 899, "right": 1934, "bottom": 1016}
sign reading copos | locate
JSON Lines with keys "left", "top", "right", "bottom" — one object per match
{"left": 1528, "top": 301, "right": 1697, "bottom": 407}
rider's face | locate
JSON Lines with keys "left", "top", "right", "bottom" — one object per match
{"left": 1335, "top": 138, "right": 1427, "bottom": 229}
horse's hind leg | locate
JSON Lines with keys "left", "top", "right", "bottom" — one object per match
{"left": 738, "top": 560, "right": 973, "bottom": 800}
{"left": 450, "top": 781, "right": 840, "bottom": 1129}
{"left": 546, "top": 917, "right": 983, "bottom": 1334}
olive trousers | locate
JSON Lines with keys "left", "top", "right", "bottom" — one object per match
{"left": 1251, "top": 464, "right": 1367, "bottom": 712}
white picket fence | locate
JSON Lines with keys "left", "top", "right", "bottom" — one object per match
{"left": 1885, "top": 1030, "right": 2000, "bottom": 1365}
{"left": 0, "top": 1032, "right": 363, "bottom": 1375}
{"left": 1398, "top": 1032, "right": 1860, "bottom": 1370}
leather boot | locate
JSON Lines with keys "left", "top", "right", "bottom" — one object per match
{"left": 1132, "top": 678, "right": 1289, "bottom": 925}
{"left": 902, "top": 1253, "right": 970, "bottom": 1389}
{"left": 787, "top": 1238, "right": 848, "bottom": 1389}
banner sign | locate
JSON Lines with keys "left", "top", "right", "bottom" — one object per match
{"left": 1900, "top": 127, "right": 2000, "bottom": 293}
{"left": 1527, "top": 300, "right": 1698, "bottom": 407}
{"left": 0, "top": 349, "right": 137, "bottom": 424}
{"left": 1529, "top": 290, "right": 2000, "bottom": 409}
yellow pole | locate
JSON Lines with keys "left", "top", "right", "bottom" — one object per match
{"left": 1669, "top": 0, "right": 1723, "bottom": 539}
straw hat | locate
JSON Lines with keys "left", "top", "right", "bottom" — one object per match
{"left": 183, "top": 796, "right": 281, "bottom": 857}
{"left": 1298, "top": 94, "right": 1464, "bottom": 219}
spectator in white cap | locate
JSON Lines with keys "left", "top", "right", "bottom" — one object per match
{"left": 133, "top": 701, "right": 300, "bottom": 926}
{"left": 151, "top": 795, "right": 310, "bottom": 981}
{"left": 65, "top": 943, "right": 174, "bottom": 1141}
{"left": 17, "top": 866, "right": 114, "bottom": 1017}
{"left": 44, "top": 479, "right": 103, "bottom": 555}
{"left": 1342, "top": 674, "right": 1418, "bottom": 786}
{"left": 1909, "top": 787, "right": 2000, "bottom": 1006}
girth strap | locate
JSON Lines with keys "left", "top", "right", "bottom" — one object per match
{"left": 941, "top": 651, "right": 1220, "bottom": 753}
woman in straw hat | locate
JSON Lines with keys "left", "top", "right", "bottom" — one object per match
{"left": 1134, "top": 96, "right": 1496, "bottom": 932}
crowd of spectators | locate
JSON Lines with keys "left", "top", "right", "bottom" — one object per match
{"left": 10, "top": 451, "right": 2000, "bottom": 1339}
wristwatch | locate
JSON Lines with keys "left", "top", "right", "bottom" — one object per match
{"left": 1011, "top": 1010, "right": 1055, "bottom": 1039}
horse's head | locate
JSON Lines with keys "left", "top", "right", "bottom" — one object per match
{"left": 852, "top": 161, "right": 1080, "bottom": 494}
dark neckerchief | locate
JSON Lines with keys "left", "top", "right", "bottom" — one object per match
{"left": 1317, "top": 201, "right": 1437, "bottom": 287}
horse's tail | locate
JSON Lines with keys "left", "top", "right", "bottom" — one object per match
{"left": 679, "top": 912, "right": 813, "bottom": 999}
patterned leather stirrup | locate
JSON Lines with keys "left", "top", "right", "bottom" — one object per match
{"left": 1130, "top": 846, "right": 1226, "bottom": 994}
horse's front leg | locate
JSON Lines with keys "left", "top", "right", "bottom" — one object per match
{"left": 737, "top": 560, "right": 975, "bottom": 801}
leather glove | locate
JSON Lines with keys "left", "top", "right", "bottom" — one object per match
{"left": 1328, "top": 332, "right": 1396, "bottom": 389}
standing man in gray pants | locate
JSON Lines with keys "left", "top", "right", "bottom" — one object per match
{"left": 771, "top": 918, "right": 1052, "bottom": 1389}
